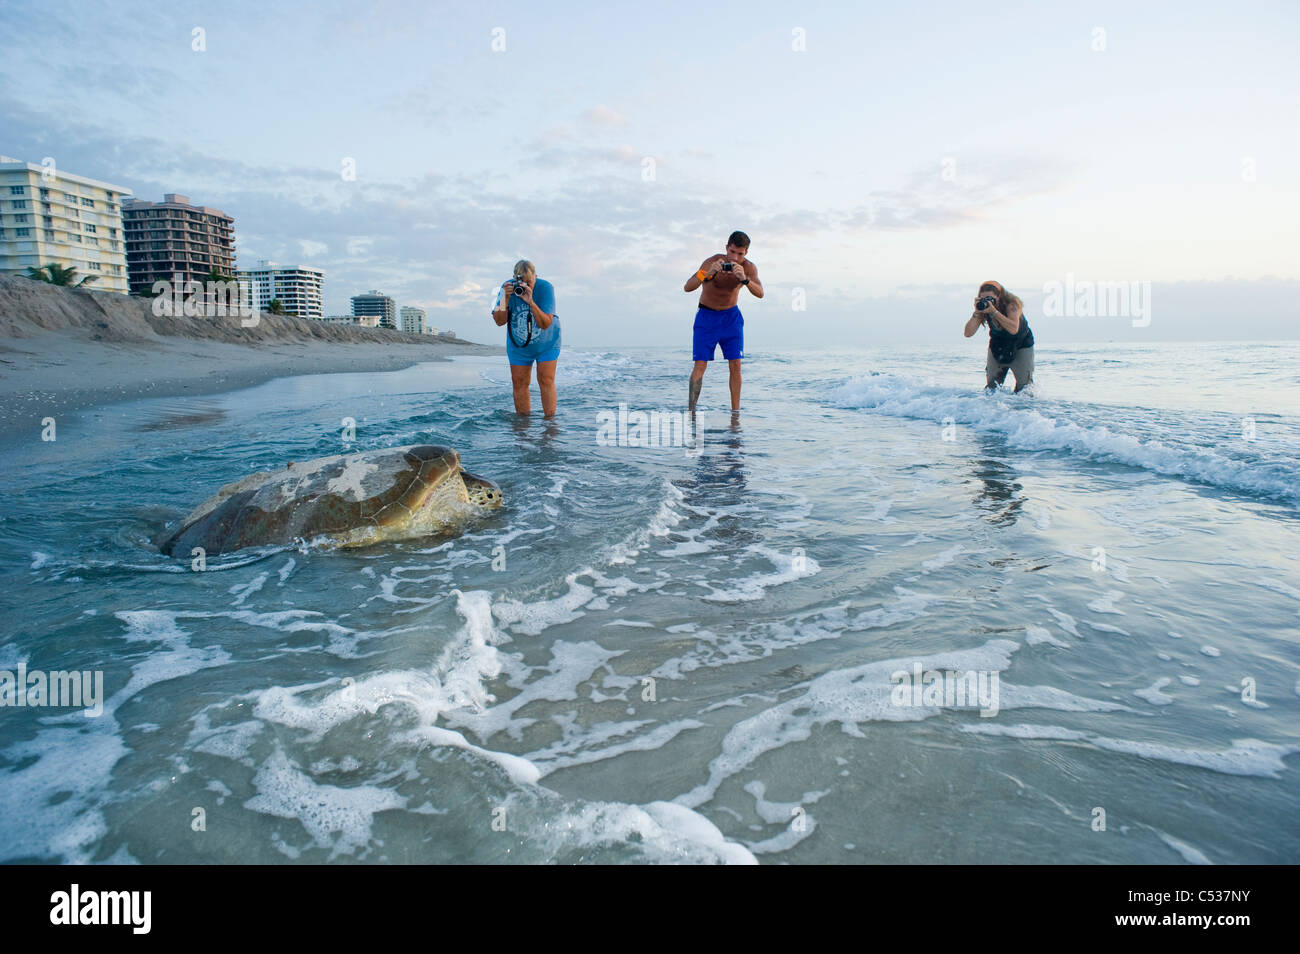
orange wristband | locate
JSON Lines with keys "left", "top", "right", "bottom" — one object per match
{"left": 696, "top": 269, "right": 710, "bottom": 282}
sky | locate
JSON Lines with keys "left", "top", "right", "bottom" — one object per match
{"left": 2, "top": 0, "right": 1297, "bottom": 346}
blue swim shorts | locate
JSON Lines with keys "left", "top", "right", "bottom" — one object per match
{"left": 692, "top": 305, "right": 743, "bottom": 361}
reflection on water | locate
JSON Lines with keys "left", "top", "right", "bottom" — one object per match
{"left": 670, "top": 411, "right": 761, "bottom": 550}
{"left": 969, "top": 446, "right": 1025, "bottom": 528}
{"left": 681, "top": 412, "right": 747, "bottom": 493}
{"left": 509, "top": 412, "right": 560, "bottom": 447}
{"left": 134, "top": 398, "right": 228, "bottom": 432}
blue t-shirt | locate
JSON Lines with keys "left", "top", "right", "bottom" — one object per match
{"left": 495, "top": 278, "right": 560, "bottom": 362}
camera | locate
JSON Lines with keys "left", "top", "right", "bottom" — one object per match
{"left": 511, "top": 280, "right": 527, "bottom": 297}
{"left": 720, "top": 262, "right": 734, "bottom": 272}
{"left": 976, "top": 295, "right": 997, "bottom": 311}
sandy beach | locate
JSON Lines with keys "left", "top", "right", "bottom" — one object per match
{"left": 0, "top": 276, "right": 500, "bottom": 440}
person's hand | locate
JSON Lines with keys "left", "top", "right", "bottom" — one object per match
{"left": 518, "top": 282, "right": 534, "bottom": 304}
{"left": 505, "top": 282, "right": 516, "bottom": 299}
{"left": 706, "top": 258, "right": 726, "bottom": 277}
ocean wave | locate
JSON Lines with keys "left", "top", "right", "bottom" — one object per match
{"left": 962, "top": 724, "right": 1299, "bottom": 778}
{"left": 189, "top": 590, "right": 756, "bottom": 862}
{"left": 673, "top": 639, "right": 1141, "bottom": 810}
{"left": 829, "top": 374, "right": 1300, "bottom": 504}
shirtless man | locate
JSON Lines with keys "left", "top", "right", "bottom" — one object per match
{"left": 683, "top": 230, "right": 764, "bottom": 413}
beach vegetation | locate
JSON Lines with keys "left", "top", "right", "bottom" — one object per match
{"left": 24, "top": 263, "right": 97, "bottom": 287}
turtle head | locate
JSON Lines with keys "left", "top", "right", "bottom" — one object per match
{"left": 461, "top": 471, "right": 504, "bottom": 509}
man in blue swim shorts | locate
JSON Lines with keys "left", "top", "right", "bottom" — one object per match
{"left": 491, "top": 259, "right": 561, "bottom": 417}
{"left": 683, "top": 231, "right": 764, "bottom": 413}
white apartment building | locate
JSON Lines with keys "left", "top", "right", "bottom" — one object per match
{"left": 400, "top": 305, "right": 426, "bottom": 334}
{"left": 0, "top": 158, "right": 132, "bottom": 293}
{"left": 237, "top": 260, "right": 324, "bottom": 319}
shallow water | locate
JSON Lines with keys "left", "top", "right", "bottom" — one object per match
{"left": 1, "top": 342, "right": 1298, "bottom": 863}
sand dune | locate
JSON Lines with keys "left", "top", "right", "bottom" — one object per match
{"left": 0, "top": 276, "right": 500, "bottom": 440}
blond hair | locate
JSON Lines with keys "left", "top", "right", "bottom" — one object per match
{"left": 513, "top": 260, "right": 536, "bottom": 282}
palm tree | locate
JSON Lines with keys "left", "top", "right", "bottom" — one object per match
{"left": 202, "top": 266, "right": 241, "bottom": 310}
{"left": 266, "top": 299, "right": 286, "bottom": 315}
{"left": 25, "top": 263, "right": 96, "bottom": 287}
{"left": 203, "top": 266, "right": 238, "bottom": 286}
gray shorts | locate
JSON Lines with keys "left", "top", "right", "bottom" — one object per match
{"left": 986, "top": 346, "right": 1034, "bottom": 391}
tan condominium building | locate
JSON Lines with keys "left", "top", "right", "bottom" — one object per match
{"left": 238, "top": 260, "right": 324, "bottom": 319}
{"left": 0, "top": 157, "right": 132, "bottom": 293}
{"left": 400, "top": 305, "right": 426, "bottom": 334}
{"left": 122, "top": 193, "right": 235, "bottom": 293}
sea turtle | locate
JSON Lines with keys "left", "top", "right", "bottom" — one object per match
{"left": 158, "top": 444, "right": 502, "bottom": 556}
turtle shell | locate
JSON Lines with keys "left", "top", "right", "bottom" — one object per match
{"left": 160, "top": 445, "right": 465, "bottom": 556}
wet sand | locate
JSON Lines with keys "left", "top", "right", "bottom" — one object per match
{"left": 0, "top": 334, "right": 501, "bottom": 441}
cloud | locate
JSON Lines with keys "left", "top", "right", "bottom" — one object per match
{"left": 842, "top": 155, "right": 1078, "bottom": 231}
{"left": 52, "top": 62, "right": 183, "bottom": 102}
{"left": 422, "top": 280, "right": 487, "bottom": 311}
{"left": 0, "top": 74, "right": 1087, "bottom": 345}
{"left": 581, "top": 105, "right": 628, "bottom": 127}
{"left": 521, "top": 142, "right": 647, "bottom": 171}
{"left": 385, "top": 84, "right": 507, "bottom": 128}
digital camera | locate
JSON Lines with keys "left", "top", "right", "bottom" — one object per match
{"left": 720, "top": 262, "right": 735, "bottom": 272}
{"left": 976, "top": 295, "right": 997, "bottom": 311}
{"left": 512, "top": 280, "right": 527, "bottom": 296}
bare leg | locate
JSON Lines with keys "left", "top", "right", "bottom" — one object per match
{"left": 688, "top": 360, "right": 707, "bottom": 414}
{"left": 727, "top": 358, "right": 742, "bottom": 410}
{"left": 510, "top": 363, "right": 533, "bottom": 415}
{"left": 535, "top": 359, "right": 558, "bottom": 417}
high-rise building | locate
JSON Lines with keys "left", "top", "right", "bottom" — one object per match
{"left": 352, "top": 290, "right": 397, "bottom": 329}
{"left": 122, "top": 193, "right": 235, "bottom": 294}
{"left": 399, "top": 305, "right": 425, "bottom": 334}
{"left": 238, "top": 261, "right": 324, "bottom": 319}
{"left": 0, "top": 157, "right": 132, "bottom": 293}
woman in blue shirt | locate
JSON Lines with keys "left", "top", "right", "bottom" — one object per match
{"left": 491, "top": 259, "right": 561, "bottom": 417}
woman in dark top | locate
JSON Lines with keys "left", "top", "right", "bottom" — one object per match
{"left": 963, "top": 280, "right": 1035, "bottom": 392}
